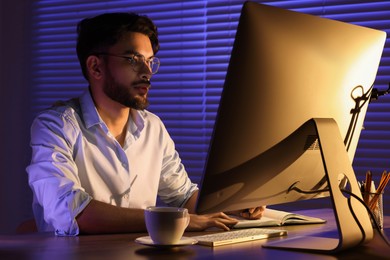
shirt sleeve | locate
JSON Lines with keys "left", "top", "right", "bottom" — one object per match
{"left": 157, "top": 122, "right": 198, "bottom": 207}
{"left": 26, "top": 109, "right": 92, "bottom": 236}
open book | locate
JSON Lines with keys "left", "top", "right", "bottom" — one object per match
{"left": 232, "top": 208, "right": 326, "bottom": 228}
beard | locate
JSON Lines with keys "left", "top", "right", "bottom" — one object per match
{"left": 103, "top": 71, "right": 150, "bottom": 110}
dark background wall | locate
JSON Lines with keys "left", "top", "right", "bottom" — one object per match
{"left": 0, "top": 0, "right": 34, "bottom": 234}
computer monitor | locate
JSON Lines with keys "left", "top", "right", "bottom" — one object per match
{"left": 196, "top": 1, "right": 386, "bottom": 253}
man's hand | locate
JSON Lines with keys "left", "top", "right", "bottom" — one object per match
{"left": 227, "top": 206, "right": 266, "bottom": 220}
{"left": 182, "top": 191, "right": 265, "bottom": 231}
{"left": 186, "top": 212, "right": 239, "bottom": 231}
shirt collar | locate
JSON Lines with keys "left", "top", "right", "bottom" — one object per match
{"left": 129, "top": 109, "right": 146, "bottom": 138}
{"left": 80, "top": 88, "right": 146, "bottom": 135}
{"left": 80, "top": 89, "right": 104, "bottom": 129}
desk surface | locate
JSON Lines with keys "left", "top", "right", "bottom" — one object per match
{"left": 1, "top": 208, "right": 389, "bottom": 260}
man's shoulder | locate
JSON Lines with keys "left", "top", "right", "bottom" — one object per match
{"left": 51, "top": 98, "right": 81, "bottom": 113}
{"left": 35, "top": 98, "right": 82, "bottom": 124}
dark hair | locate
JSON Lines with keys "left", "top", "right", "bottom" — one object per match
{"left": 76, "top": 12, "right": 159, "bottom": 79}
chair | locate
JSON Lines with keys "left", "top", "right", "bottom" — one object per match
{"left": 16, "top": 218, "right": 37, "bottom": 234}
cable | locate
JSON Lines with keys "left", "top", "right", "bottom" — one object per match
{"left": 345, "top": 191, "right": 366, "bottom": 245}
{"left": 287, "top": 183, "right": 329, "bottom": 194}
{"left": 341, "top": 189, "right": 390, "bottom": 248}
{"left": 287, "top": 184, "right": 390, "bottom": 247}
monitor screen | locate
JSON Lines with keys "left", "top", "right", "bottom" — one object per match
{"left": 196, "top": 2, "right": 386, "bottom": 214}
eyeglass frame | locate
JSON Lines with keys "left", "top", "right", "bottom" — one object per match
{"left": 92, "top": 52, "right": 160, "bottom": 74}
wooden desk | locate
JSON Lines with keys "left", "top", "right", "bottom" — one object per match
{"left": 0, "top": 208, "right": 389, "bottom": 259}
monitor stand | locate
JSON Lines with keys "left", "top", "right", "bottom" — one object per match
{"left": 263, "top": 118, "right": 373, "bottom": 253}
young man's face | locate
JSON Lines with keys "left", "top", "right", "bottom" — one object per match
{"left": 101, "top": 32, "right": 155, "bottom": 110}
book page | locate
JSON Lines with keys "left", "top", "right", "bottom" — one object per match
{"left": 232, "top": 215, "right": 281, "bottom": 228}
{"left": 231, "top": 208, "right": 326, "bottom": 228}
{"left": 264, "top": 208, "right": 326, "bottom": 225}
{"left": 262, "top": 208, "right": 291, "bottom": 221}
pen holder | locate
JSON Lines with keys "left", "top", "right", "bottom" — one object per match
{"left": 362, "top": 191, "right": 384, "bottom": 230}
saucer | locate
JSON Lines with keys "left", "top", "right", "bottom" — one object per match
{"left": 135, "top": 236, "right": 198, "bottom": 248}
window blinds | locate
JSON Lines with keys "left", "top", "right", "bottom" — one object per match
{"left": 30, "top": 0, "right": 390, "bottom": 191}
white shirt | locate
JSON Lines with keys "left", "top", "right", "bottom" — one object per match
{"left": 26, "top": 89, "right": 198, "bottom": 236}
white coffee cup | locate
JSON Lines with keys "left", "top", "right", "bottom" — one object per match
{"left": 144, "top": 206, "right": 190, "bottom": 245}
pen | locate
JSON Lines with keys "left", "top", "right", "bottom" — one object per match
{"left": 130, "top": 174, "right": 138, "bottom": 188}
{"left": 369, "top": 171, "right": 390, "bottom": 211}
{"left": 364, "top": 171, "right": 372, "bottom": 204}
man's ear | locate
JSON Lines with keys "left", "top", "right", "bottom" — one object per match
{"left": 86, "top": 55, "right": 103, "bottom": 79}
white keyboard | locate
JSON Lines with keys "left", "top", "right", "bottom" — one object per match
{"left": 192, "top": 228, "right": 287, "bottom": 247}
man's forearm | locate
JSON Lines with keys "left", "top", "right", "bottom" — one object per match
{"left": 183, "top": 190, "right": 199, "bottom": 213}
{"left": 76, "top": 199, "right": 146, "bottom": 234}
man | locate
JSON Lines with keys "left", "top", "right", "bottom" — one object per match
{"left": 27, "top": 12, "right": 264, "bottom": 236}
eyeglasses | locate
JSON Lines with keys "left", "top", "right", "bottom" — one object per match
{"left": 94, "top": 52, "right": 160, "bottom": 74}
